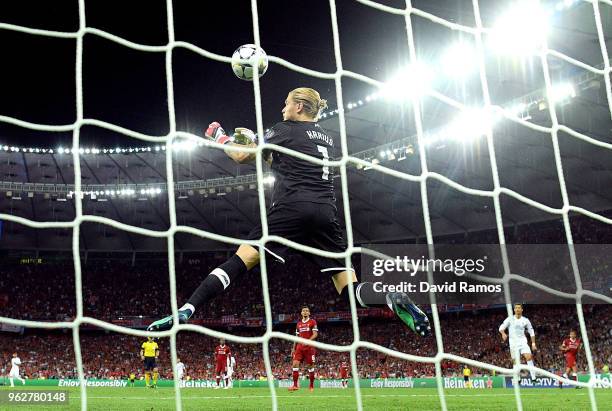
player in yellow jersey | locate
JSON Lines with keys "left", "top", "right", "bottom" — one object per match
{"left": 129, "top": 372, "right": 136, "bottom": 387}
{"left": 463, "top": 365, "right": 472, "bottom": 388}
{"left": 140, "top": 337, "right": 160, "bottom": 388}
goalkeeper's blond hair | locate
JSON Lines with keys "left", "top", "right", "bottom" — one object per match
{"left": 290, "top": 87, "right": 328, "bottom": 121}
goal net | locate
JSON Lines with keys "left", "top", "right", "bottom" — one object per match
{"left": 0, "top": 0, "right": 611, "bottom": 410}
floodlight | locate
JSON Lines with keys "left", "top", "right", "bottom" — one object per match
{"left": 450, "top": 108, "right": 498, "bottom": 143}
{"left": 441, "top": 43, "right": 477, "bottom": 78}
{"left": 489, "top": 1, "right": 550, "bottom": 56}
{"left": 549, "top": 83, "right": 576, "bottom": 104}
{"left": 381, "top": 62, "right": 433, "bottom": 100}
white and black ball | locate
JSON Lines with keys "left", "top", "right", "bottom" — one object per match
{"left": 231, "top": 44, "right": 268, "bottom": 81}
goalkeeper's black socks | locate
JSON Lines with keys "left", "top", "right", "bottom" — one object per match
{"left": 340, "top": 282, "right": 381, "bottom": 308}
{"left": 185, "top": 254, "right": 248, "bottom": 313}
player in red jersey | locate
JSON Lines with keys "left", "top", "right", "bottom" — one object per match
{"left": 560, "top": 329, "right": 582, "bottom": 387}
{"left": 339, "top": 361, "right": 349, "bottom": 388}
{"left": 214, "top": 338, "right": 232, "bottom": 389}
{"left": 289, "top": 306, "right": 318, "bottom": 392}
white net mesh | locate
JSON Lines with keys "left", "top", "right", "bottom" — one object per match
{"left": 0, "top": 0, "right": 610, "bottom": 410}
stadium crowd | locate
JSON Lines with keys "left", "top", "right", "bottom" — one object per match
{"left": 1, "top": 213, "right": 611, "bottom": 322}
{"left": 0, "top": 214, "right": 610, "bottom": 380}
{"left": 0, "top": 305, "right": 609, "bottom": 381}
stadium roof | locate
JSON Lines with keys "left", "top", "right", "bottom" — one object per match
{"left": 1, "top": 69, "right": 610, "bottom": 252}
{"left": 0, "top": 0, "right": 610, "bottom": 251}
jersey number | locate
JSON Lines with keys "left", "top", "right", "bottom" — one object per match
{"left": 316, "top": 145, "right": 330, "bottom": 180}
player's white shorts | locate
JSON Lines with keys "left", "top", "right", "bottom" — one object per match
{"left": 226, "top": 368, "right": 234, "bottom": 378}
{"left": 9, "top": 369, "right": 20, "bottom": 378}
{"left": 509, "top": 340, "right": 531, "bottom": 359}
{"left": 177, "top": 371, "right": 184, "bottom": 380}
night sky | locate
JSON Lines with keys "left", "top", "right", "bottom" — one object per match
{"left": 0, "top": 0, "right": 483, "bottom": 148}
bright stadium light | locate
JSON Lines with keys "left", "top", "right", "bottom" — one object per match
{"left": 450, "top": 108, "right": 498, "bottom": 143}
{"left": 365, "top": 92, "right": 380, "bottom": 102}
{"left": 441, "top": 43, "right": 477, "bottom": 78}
{"left": 263, "top": 175, "right": 275, "bottom": 185}
{"left": 509, "top": 102, "right": 527, "bottom": 115}
{"left": 549, "top": 83, "right": 576, "bottom": 104}
{"left": 556, "top": 0, "right": 576, "bottom": 11}
{"left": 172, "top": 140, "right": 197, "bottom": 152}
{"left": 508, "top": 102, "right": 533, "bottom": 120}
{"left": 381, "top": 62, "right": 433, "bottom": 100}
{"left": 488, "top": 1, "right": 550, "bottom": 56}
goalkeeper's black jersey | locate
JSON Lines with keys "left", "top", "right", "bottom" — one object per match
{"left": 264, "top": 120, "right": 336, "bottom": 207}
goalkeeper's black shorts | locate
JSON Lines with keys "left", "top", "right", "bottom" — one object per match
{"left": 247, "top": 202, "right": 350, "bottom": 273}
{"left": 143, "top": 357, "right": 156, "bottom": 370}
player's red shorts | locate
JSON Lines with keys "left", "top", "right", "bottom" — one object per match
{"left": 293, "top": 344, "right": 316, "bottom": 365}
{"left": 340, "top": 369, "right": 348, "bottom": 379}
{"left": 565, "top": 355, "right": 577, "bottom": 368}
{"left": 215, "top": 361, "right": 227, "bottom": 374}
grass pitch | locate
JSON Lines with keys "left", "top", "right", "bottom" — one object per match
{"left": 1, "top": 386, "right": 610, "bottom": 410}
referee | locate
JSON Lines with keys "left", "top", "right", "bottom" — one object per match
{"left": 463, "top": 365, "right": 472, "bottom": 388}
{"left": 140, "top": 337, "right": 159, "bottom": 388}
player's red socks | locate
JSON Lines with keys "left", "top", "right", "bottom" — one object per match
{"left": 308, "top": 369, "right": 315, "bottom": 388}
{"left": 292, "top": 368, "right": 299, "bottom": 387}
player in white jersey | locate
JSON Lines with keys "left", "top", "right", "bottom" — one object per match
{"left": 499, "top": 304, "right": 538, "bottom": 381}
{"left": 176, "top": 358, "right": 186, "bottom": 381}
{"left": 9, "top": 353, "right": 26, "bottom": 387}
{"left": 225, "top": 354, "right": 236, "bottom": 389}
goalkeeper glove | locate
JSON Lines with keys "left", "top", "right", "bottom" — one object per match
{"left": 205, "top": 122, "right": 232, "bottom": 145}
{"left": 233, "top": 127, "right": 257, "bottom": 145}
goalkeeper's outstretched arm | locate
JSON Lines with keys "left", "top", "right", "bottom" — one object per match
{"left": 225, "top": 142, "right": 257, "bottom": 164}
{"left": 205, "top": 122, "right": 262, "bottom": 164}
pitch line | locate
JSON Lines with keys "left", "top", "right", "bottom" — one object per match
{"left": 70, "top": 392, "right": 594, "bottom": 400}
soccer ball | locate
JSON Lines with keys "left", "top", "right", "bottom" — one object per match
{"left": 231, "top": 44, "right": 268, "bottom": 81}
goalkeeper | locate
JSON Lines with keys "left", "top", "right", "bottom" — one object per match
{"left": 148, "top": 87, "right": 430, "bottom": 337}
